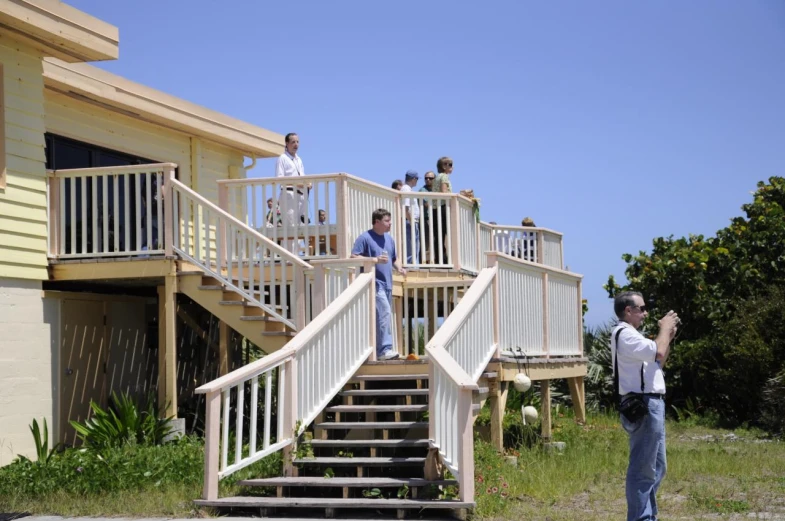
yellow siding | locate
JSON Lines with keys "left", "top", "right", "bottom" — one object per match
{"left": 199, "top": 141, "right": 244, "bottom": 203}
{"left": 43, "top": 90, "right": 193, "bottom": 185}
{"left": 44, "top": 91, "right": 245, "bottom": 205}
{"left": 0, "top": 40, "right": 48, "bottom": 280}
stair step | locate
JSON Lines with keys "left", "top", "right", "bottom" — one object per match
{"left": 309, "top": 438, "right": 430, "bottom": 448}
{"left": 238, "top": 476, "right": 457, "bottom": 488}
{"left": 294, "top": 456, "right": 425, "bottom": 466}
{"left": 194, "top": 496, "right": 473, "bottom": 509}
{"left": 339, "top": 389, "right": 429, "bottom": 397}
{"left": 351, "top": 374, "right": 429, "bottom": 382}
{"left": 315, "top": 421, "right": 427, "bottom": 430}
{"left": 239, "top": 315, "right": 282, "bottom": 322}
{"left": 197, "top": 285, "right": 223, "bottom": 291}
{"left": 325, "top": 404, "right": 427, "bottom": 413}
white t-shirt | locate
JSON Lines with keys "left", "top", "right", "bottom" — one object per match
{"left": 400, "top": 185, "right": 420, "bottom": 220}
{"left": 611, "top": 323, "right": 666, "bottom": 395}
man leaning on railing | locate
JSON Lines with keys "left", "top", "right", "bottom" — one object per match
{"left": 351, "top": 208, "right": 406, "bottom": 360}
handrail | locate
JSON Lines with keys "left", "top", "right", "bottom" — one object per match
{"left": 492, "top": 252, "right": 582, "bottom": 278}
{"left": 427, "top": 267, "right": 497, "bottom": 350}
{"left": 169, "top": 177, "right": 310, "bottom": 329}
{"left": 48, "top": 162, "right": 178, "bottom": 177}
{"left": 199, "top": 273, "right": 376, "bottom": 500}
{"left": 195, "top": 272, "right": 374, "bottom": 395}
{"left": 170, "top": 178, "right": 309, "bottom": 269}
{"left": 426, "top": 348, "right": 477, "bottom": 390}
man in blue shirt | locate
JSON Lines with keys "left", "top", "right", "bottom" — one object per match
{"left": 351, "top": 208, "right": 406, "bottom": 360}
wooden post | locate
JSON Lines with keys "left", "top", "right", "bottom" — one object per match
{"left": 368, "top": 273, "right": 377, "bottom": 362}
{"left": 568, "top": 377, "right": 586, "bottom": 425}
{"left": 313, "top": 264, "right": 326, "bottom": 317}
{"left": 202, "top": 391, "right": 220, "bottom": 500}
{"left": 540, "top": 379, "right": 552, "bottom": 441}
{"left": 489, "top": 380, "right": 508, "bottom": 452}
{"left": 456, "top": 389, "right": 475, "bottom": 503}
{"left": 394, "top": 295, "right": 404, "bottom": 358}
{"left": 282, "top": 357, "right": 298, "bottom": 477}
{"left": 158, "top": 273, "right": 178, "bottom": 417}
{"left": 450, "top": 197, "right": 461, "bottom": 271}
{"left": 490, "top": 256, "right": 501, "bottom": 358}
{"left": 217, "top": 183, "right": 228, "bottom": 272}
{"left": 163, "top": 165, "right": 176, "bottom": 258}
{"left": 294, "top": 265, "right": 306, "bottom": 330}
{"left": 536, "top": 231, "right": 544, "bottom": 265}
{"left": 542, "top": 272, "right": 549, "bottom": 359}
{"left": 219, "top": 321, "right": 229, "bottom": 376}
{"left": 336, "top": 175, "right": 349, "bottom": 258}
{"left": 577, "top": 279, "right": 584, "bottom": 355}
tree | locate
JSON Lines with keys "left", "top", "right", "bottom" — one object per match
{"left": 606, "top": 176, "right": 785, "bottom": 426}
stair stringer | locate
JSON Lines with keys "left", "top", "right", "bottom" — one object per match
{"left": 179, "top": 273, "right": 295, "bottom": 353}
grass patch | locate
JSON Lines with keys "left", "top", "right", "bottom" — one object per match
{"left": 474, "top": 411, "right": 785, "bottom": 520}
{"left": 0, "top": 435, "right": 281, "bottom": 517}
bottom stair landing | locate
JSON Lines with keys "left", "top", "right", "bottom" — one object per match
{"left": 195, "top": 361, "right": 476, "bottom": 519}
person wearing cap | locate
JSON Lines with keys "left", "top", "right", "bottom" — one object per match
{"left": 401, "top": 170, "right": 421, "bottom": 264}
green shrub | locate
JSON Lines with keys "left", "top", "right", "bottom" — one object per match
{"left": 70, "top": 392, "right": 173, "bottom": 449}
{"left": 0, "top": 435, "right": 281, "bottom": 502}
{"left": 17, "top": 418, "right": 61, "bottom": 465}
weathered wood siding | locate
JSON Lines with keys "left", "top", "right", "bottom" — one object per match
{"left": 0, "top": 40, "right": 48, "bottom": 280}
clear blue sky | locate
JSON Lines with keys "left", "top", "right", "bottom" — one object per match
{"left": 69, "top": 0, "right": 785, "bottom": 327}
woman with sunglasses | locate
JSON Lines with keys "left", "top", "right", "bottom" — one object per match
{"left": 430, "top": 157, "right": 453, "bottom": 263}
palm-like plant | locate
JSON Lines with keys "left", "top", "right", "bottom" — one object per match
{"left": 70, "top": 392, "right": 173, "bottom": 450}
{"left": 584, "top": 321, "right": 617, "bottom": 412}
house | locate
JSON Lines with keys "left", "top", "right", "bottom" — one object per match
{"left": 0, "top": 1, "right": 587, "bottom": 516}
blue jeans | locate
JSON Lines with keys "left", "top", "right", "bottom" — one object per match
{"left": 375, "top": 283, "right": 394, "bottom": 357}
{"left": 621, "top": 396, "right": 667, "bottom": 521}
{"left": 405, "top": 221, "right": 420, "bottom": 264}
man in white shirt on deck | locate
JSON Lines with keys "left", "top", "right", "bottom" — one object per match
{"left": 611, "top": 291, "right": 679, "bottom": 521}
{"left": 275, "top": 133, "right": 308, "bottom": 253}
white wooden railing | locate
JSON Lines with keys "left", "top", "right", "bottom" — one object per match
{"left": 217, "top": 174, "right": 572, "bottom": 274}
{"left": 169, "top": 177, "right": 310, "bottom": 329}
{"left": 47, "top": 163, "right": 174, "bottom": 259}
{"left": 425, "top": 268, "right": 499, "bottom": 503}
{"left": 219, "top": 174, "right": 342, "bottom": 259}
{"left": 426, "top": 252, "right": 582, "bottom": 504}
{"left": 492, "top": 253, "right": 582, "bottom": 357}
{"left": 401, "top": 279, "right": 472, "bottom": 356}
{"left": 487, "top": 225, "right": 564, "bottom": 269}
{"left": 399, "top": 191, "right": 454, "bottom": 269}
{"left": 196, "top": 273, "right": 376, "bottom": 500}
{"left": 305, "top": 258, "right": 376, "bottom": 324}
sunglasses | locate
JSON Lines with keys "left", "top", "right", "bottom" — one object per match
{"left": 444, "top": 162, "right": 453, "bottom": 167}
{"left": 632, "top": 305, "right": 648, "bottom": 313}
{"left": 425, "top": 177, "right": 435, "bottom": 181}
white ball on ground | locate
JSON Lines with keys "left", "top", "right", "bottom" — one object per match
{"left": 513, "top": 373, "right": 532, "bottom": 393}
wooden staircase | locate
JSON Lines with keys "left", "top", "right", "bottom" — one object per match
{"left": 194, "top": 362, "right": 492, "bottom": 518}
{"left": 178, "top": 273, "right": 296, "bottom": 353}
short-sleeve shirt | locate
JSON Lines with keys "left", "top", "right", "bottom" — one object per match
{"left": 400, "top": 185, "right": 420, "bottom": 220}
{"left": 351, "top": 230, "right": 397, "bottom": 290}
{"left": 611, "top": 323, "right": 666, "bottom": 395}
{"left": 431, "top": 173, "right": 452, "bottom": 205}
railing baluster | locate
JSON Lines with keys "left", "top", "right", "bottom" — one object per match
{"left": 145, "top": 173, "right": 153, "bottom": 252}
{"left": 235, "top": 381, "right": 244, "bottom": 464}
{"left": 221, "top": 389, "right": 230, "bottom": 471}
{"left": 264, "top": 370, "right": 272, "bottom": 449}
{"left": 250, "top": 375, "right": 259, "bottom": 455}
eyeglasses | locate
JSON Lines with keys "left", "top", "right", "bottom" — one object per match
{"left": 632, "top": 305, "right": 648, "bottom": 313}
